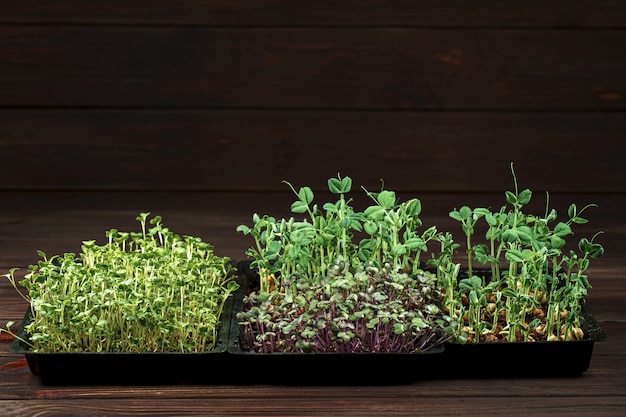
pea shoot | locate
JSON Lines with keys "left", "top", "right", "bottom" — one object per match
{"left": 236, "top": 174, "right": 455, "bottom": 353}
{"left": 439, "top": 164, "right": 604, "bottom": 343}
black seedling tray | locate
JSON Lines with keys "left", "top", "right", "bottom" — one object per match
{"left": 438, "top": 306, "right": 606, "bottom": 378}
{"left": 10, "top": 294, "right": 235, "bottom": 385}
{"left": 228, "top": 260, "right": 446, "bottom": 385}
{"left": 441, "top": 337, "right": 600, "bottom": 378}
{"left": 437, "top": 267, "right": 607, "bottom": 378}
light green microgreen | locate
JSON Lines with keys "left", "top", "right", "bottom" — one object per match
{"left": 2, "top": 213, "right": 238, "bottom": 353}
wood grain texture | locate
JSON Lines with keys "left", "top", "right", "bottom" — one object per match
{"left": 1, "top": 110, "right": 625, "bottom": 192}
{"left": 2, "top": 0, "right": 626, "bottom": 27}
{"left": 1, "top": 27, "right": 624, "bottom": 110}
{"left": 1, "top": 396, "right": 625, "bottom": 417}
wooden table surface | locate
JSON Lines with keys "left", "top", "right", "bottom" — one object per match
{"left": 1, "top": 191, "right": 625, "bottom": 417}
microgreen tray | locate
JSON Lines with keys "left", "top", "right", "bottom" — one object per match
{"left": 436, "top": 266, "right": 607, "bottom": 378}
{"left": 227, "top": 260, "right": 446, "bottom": 385}
{"left": 10, "top": 293, "right": 235, "bottom": 385}
{"left": 438, "top": 306, "right": 606, "bottom": 378}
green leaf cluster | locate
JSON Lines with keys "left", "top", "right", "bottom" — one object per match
{"left": 437, "top": 163, "right": 604, "bottom": 343}
{"left": 2, "top": 213, "right": 238, "bottom": 353}
{"left": 237, "top": 174, "right": 454, "bottom": 352}
{"left": 237, "top": 263, "right": 453, "bottom": 353}
{"left": 237, "top": 174, "right": 438, "bottom": 294}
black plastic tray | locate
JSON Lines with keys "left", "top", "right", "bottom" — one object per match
{"left": 10, "top": 294, "right": 235, "bottom": 385}
{"left": 437, "top": 267, "right": 607, "bottom": 378}
{"left": 229, "top": 260, "right": 446, "bottom": 385}
{"left": 442, "top": 303, "right": 606, "bottom": 378}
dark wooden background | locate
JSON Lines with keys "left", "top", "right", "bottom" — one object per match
{"left": 1, "top": 2, "right": 626, "bottom": 416}
{"left": 1, "top": 0, "right": 625, "bottom": 194}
